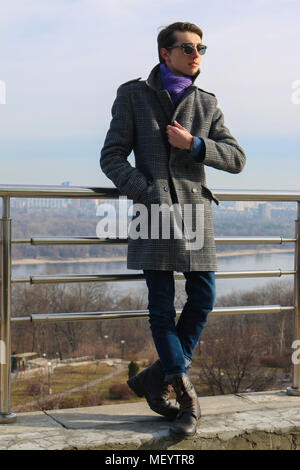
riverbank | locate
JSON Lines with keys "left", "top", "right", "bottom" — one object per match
{"left": 11, "top": 248, "right": 294, "bottom": 266}
{"left": 12, "top": 256, "right": 127, "bottom": 265}
{"left": 216, "top": 247, "right": 294, "bottom": 258}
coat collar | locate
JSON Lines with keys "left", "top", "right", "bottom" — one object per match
{"left": 145, "top": 63, "right": 200, "bottom": 122}
{"left": 146, "top": 63, "right": 200, "bottom": 91}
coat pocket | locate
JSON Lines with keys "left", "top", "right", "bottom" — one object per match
{"left": 135, "top": 179, "right": 157, "bottom": 207}
{"left": 201, "top": 184, "right": 219, "bottom": 205}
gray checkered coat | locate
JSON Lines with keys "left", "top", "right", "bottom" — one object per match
{"left": 100, "top": 64, "right": 246, "bottom": 272}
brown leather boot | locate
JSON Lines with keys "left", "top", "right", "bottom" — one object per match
{"left": 169, "top": 373, "right": 201, "bottom": 438}
{"left": 127, "top": 360, "right": 179, "bottom": 420}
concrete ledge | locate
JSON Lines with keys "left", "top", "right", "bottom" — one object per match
{"left": 1, "top": 390, "right": 300, "bottom": 450}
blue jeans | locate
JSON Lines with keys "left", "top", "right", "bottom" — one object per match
{"left": 143, "top": 270, "right": 216, "bottom": 382}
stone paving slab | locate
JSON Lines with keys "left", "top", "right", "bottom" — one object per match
{"left": 1, "top": 390, "right": 300, "bottom": 450}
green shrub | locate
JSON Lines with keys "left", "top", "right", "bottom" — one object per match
{"left": 128, "top": 360, "right": 139, "bottom": 379}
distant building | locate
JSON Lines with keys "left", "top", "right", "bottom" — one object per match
{"left": 235, "top": 201, "right": 259, "bottom": 212}
{"left": 11, "top": 352, "right": 38, "bottom": 372}
{"left": 11, "top": 198, "right": 63, "bottom": 209}
{"left": 72, "top": 199, "right": 81, "bottom": 208}
{"left": 258, "top": 203, "right": 271, "bottom": 220}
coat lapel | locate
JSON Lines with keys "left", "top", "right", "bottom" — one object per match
{"left": 156, "top": 90, "right": 174, "bottom": 121}
{"left": 171, "top": 85, "right": 197, "bottom": 123}
{"left": 146, "top": 64, "right": 174, "bottom": 121}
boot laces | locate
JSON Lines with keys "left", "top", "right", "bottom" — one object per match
{"left": 160, "top": 383, "right": 172, "bottom": 401}
{"left": 175, "top": 382, "right": 197, "bottom": 418}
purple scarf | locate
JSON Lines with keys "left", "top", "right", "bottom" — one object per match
{"left": 160, "top": 63, "right": 193, "bottom": 105}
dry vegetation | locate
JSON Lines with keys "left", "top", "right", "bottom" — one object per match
{"left": 10, "top": 278, "right": 295, "bottom": 410}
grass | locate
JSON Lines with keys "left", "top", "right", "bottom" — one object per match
{"left": 12, "top": 356, "right": 283, "bottom": 413}
{"left": 11, "top": 362, "right": 117, "bottom": 409}
{"left": 11, "top": 358, "right": 214, "bottom": 412}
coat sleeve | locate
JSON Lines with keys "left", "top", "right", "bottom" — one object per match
{"left": 200, "top": 100, "right": 246, "bottom": 174}
{"left": 100, "top": 84, "right": 149, "bottom": 200}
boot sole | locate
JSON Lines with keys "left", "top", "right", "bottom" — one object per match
{"left": 170, "top": 428, "right": 197, "bottom": 439}
{"left": 127, "top": 376, "right": 179, "bottom": 420}
{"left": 169, "top": 416, "right": 201, "bottom": 439}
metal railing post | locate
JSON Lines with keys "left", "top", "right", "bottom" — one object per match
{"left": 287, "top": 201, "right": 300, "bottom": 396}
{"left": 0, "top": 197, "right": 17, "bottom": 422}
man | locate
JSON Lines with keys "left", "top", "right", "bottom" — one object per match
{"left": 100, "top": 22, "right": 246, "bottom": 438}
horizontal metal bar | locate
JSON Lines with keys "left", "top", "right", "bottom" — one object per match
{"left": 29, "top": 273, "right": 146, "bottom": 284}
{"left": 8, "top": 269, "right": 295, "bottom": 285}
{"left": 10, "top": 236, "right": 297, "bottom": 246}
{"left": 30, "top": 237, "right": 127, "bottom": 245}
{"left": 0, "top": 184, "right": 118, "bottom": 199}
{"left": 11, "top": 316, "right": 31, "bottom": 322}
{"left": 10, "top": 305, "right": 294, "bottom": 323}
{"left": 2, "top": 184, "right": 300, "bottom": 201}
{"left": 215, "top": 269, "right": 295, "bottom": 279}
{"left": 210, "top": 305, "right": 294, "bottom": 316}
{"left": 214, "top": 189, "right": 300, "bottom": 202}
{"left": 215, "top": 237, "right": 296, "bottom": 245}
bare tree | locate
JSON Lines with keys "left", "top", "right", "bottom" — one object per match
{"left": 198, "top": 318, "right": 278, "bottom": 394}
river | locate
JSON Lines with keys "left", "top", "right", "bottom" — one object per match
{"left": 12, "top": 250, "right": 294, "bottom": 300}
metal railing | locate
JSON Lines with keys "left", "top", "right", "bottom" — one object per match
{"left": 1, "top": 184, "right": 300, "bottom": 424}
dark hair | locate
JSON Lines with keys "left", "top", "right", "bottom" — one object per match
{"left": 157, "top": 22, "right": 203, "bottom": 63}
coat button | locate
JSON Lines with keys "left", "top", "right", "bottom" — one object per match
{"left": 163, "top": 186, "right": 169, "bottom": 192}
{"left": 191, "top": 188, "right": 197, "bottom": 193}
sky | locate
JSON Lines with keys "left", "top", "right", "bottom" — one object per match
{"left": 0, "top": 0, "right": 300, "bottom": 191}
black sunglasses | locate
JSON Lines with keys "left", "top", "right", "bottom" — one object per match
{"left": 167, "top": 43, "right": 207, "bottom": 55}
